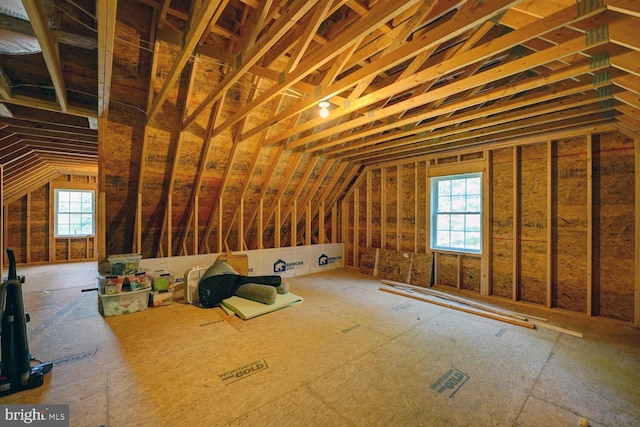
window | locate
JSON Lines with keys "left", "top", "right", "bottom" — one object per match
{"left": 431, "top": 173, "right": 482, "bottom": 253}
{"left": 55, "top": 189, "right": 95, "bottom": 237}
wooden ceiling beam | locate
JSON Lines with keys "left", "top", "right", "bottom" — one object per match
{"left": 0, "top": 93, "right": 96, "bottom": 119}
{"left": 357, "top": 112, "right": 615, "bottom": 165}
{"left": 344, "top": 0, "right": 462, "bottom": 72}
{"left": 616, "top": 103, "right": 640, "bottom": 122}
{"left": 157, "top": 0, "right": 172, "bottom": 29}
{"left": 236, "top": 0, "right": 428, "bottom": 142}
{"left": 0, "top": 12, "right": 97, "bottom": 50}
{"left": 97, "top": 0, "right": 118, "bottom": 117}
{"left": 615, "top": 89, "right": 640, "bottom": 109}
{"left": 285, "top": 6, "right": 606, "bottom": 149}
{"left": 240, "top": 0, "right": 274, "bottom": 56}
{"left": 336, "top": 89, "right": 600, "bottom": 159}
{"left": 21, "top": 0, "right": 68, "bottom": 112}
{"left": 605, "top": 0, "right": 640, "bottom": 18}
{"left": 147, "top": 0, "right": 225, "bottom": 123}
{"left": 287, "top": 0, "right": 334, "bottom": 73}
{"left": 0, "top": 67, "right": 12, "bottom": 100}
{"left": 314, "top": 57, "right": 602, "bottom": 154}
{"left": 253, "top": 0, "right": 530, "bottom": 145}
{"left": 184, "top": 0, "right": 320, "bottom": 128}
{"left": 613, "top": 74, "right": 640, "bottom": 95}
{"left": 296, "top": 29, "right": 608, "bottom": 152}
{"left": 0, "top": 117, "right": 97, "bottom": 136}
{"left": 608, "top": 14, "right": 640, "bottom": 52}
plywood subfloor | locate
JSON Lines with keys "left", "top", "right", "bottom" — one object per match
{"left": 1, "top": 262, "right": 640, "bottom": 426}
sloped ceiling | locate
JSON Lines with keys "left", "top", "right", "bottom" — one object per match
{"left": 0, "top": 0, "right": 639, "bottom": 227}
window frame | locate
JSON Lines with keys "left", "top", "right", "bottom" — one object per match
{"left": 430, "top": 172, "right": 483, "bottom": 254}
{"left": 54, "top": 188, "right": 96, "bottom": 238}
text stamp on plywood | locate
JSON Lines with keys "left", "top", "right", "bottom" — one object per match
{"left": 429, "top": 367, "right": 470, "bottom": 398}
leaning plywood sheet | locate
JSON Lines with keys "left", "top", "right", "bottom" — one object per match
{"left": 359, "top": 247, "right": 378, "bottom": 275}
{"left": 221, "top": 292, "right": 303, "bottom": 320}
{"left": 376, "top": 248, "right": 412, "bottom": 283}
{"left": 409, "top": 252, "right": 432, "bottom": 288}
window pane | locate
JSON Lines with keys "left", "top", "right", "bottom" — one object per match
{"left": 82, "top": 200, "right": 93, "bottom": 213}
{"left": 69, "top": 192, "right": 81, "bottom": 203}
{"left": 451, "top": 179, "right": 465, "bottom": 195}
{"left": 437, "top": 231, "right": 450, "bottom": 246}
{"left": 437, "top": 214, "right": 450, "bottom": 231}
{"left": 438, "top": 180, "right": 450, "bottom": 196}
{"left": 467, "top": 195, "right": 481, "bottom": 212}
{"left": 467, "top": 177, "right": 481, "bottom": 195}
{"left": 450, "top": 231, "right": 465, "bottom": 248}
{"left": 465, "top": 232, "right": 481, "bottom": 250}
{"left": 451, "top": 196, "right": 466, "bottom": 212}
{"left": 57, "top": 213, "right": 69, "bottom": 225}
{"left": 451, "top": 214, "right": 465, "bottom": 231}
{"left": 466, "top": 214, "right": 481, "bottom": 231}
{"left": 58, "top": 224, "right": 69, "bottom": 235}
{"left": 438, "top": 196, "right": 450, "bottom": 212}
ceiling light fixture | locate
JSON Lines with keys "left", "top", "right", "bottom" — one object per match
{"left": 318, "top": 101, "right": 330, "bottom": 118}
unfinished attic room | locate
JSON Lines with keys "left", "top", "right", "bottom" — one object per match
{"left": 2, "top": 0, "right": 640, "bottom": 425}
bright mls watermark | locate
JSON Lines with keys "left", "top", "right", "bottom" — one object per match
{"left": 1, "top": 405, "right": 69, "bottom": 426}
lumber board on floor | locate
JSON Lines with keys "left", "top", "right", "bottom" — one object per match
{"left": 381, "top": 279, "right": 548, "bottom": 322}
{"left": 380, "top": 287, "right": 535, "bottom": 329}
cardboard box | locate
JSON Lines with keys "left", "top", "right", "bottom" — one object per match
{"left": 98, "top": 288, "right": 149, "bottom": 317}
{"left": 215, "top": 252, "right": 249, "bottom": 275}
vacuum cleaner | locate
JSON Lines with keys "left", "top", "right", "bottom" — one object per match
{"left": 0, "top": 248, "right": 53, "bottom": 396}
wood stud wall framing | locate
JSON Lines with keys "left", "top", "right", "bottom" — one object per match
{"left": 345, "top": 128, "right": 639, "bottom": 326}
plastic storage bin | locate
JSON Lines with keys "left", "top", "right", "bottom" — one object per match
{"left": 148, "top": 290, "right": 174, "bottom": 307}
{"left": 108, "top": 253, "right": 142, "bottom": 275}
{"left": 150, "top": 270, "right": 173, "bottom": 292}
{"left": 98, "top": 288, "right": 149, "bottom": 317}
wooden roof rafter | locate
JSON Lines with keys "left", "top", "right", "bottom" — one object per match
{"left": 358, "top": 111, "right": 616, "bottom": 166}
{"left": 228, "top": 95, "right": 287, "bottom": 248}
{"left": 291, "top": 13, "right": 609, "bottom": 152}
{"left": 207, "top": 0, "right": 424, "bottom": 145}
{"left": 21, "top": 0, "right": 68, "bottom": 112}
{"left": 325, "top": 77, "right": 598, "bottom": 158}
{"left": 340, "top": 93, "right": 612, "bottom": 163}
{"left": 314, "top": 52, "right": 609, "bottom": 155}
{"left": 257, "top": 0, "right": 521, "bottom": 148}
{"left": 183, "top": 0, "right": 320, "bottom": 129}
{"left": 213, "top": 74, "right": 262, "bottom": 251}
{"left": 147, "top": 0, "right": 226, "bottom": 123}
{"left": 97, "top": 0, "right": 117, "bottom": 117}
